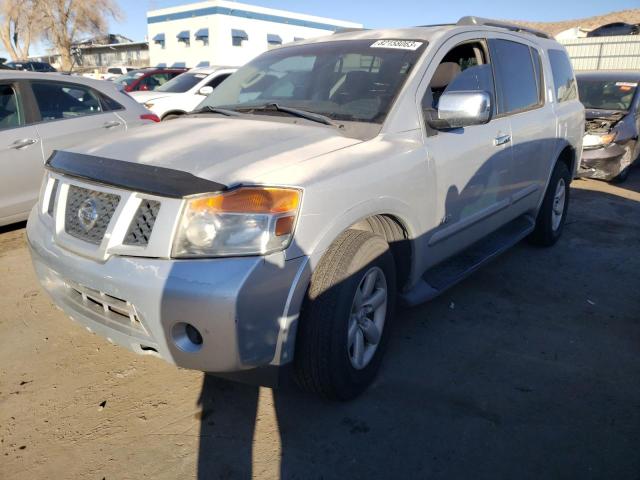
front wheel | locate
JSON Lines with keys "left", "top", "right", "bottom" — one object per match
{"left": 294, "top": 230, "right": 396, "bottom": 400}
{"left": 529, "top": 161, "right": 571, "bottom": 246}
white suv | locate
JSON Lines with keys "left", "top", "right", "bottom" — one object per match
{"left": 28, "top": 18, "right": 583, "bottom": 399}
{"left": 129, "top": 66, "right": 236, "bottom": 120}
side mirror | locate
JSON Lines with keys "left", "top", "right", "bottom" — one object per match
{"left": 198, "top": 86, "right": 214, "bottom": 96}
{"left": 426, "top": 90, "right": 491, "bottom": 129}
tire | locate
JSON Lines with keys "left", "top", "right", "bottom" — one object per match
{"left": 162, "top": 113, "right": 182, "bottom": 121}
{"left": 294, "top": 229, "right": 396, "bottom": 400}
{"left": 529, "top": 160, "right": 571, "bottom": 247}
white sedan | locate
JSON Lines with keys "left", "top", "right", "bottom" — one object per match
{"left": 129, "top": 66, "right": 236, "bottom": 120}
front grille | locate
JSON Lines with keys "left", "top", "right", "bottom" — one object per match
{"left": 124, "top": 200, "right": 161, "bottom": 246}
{"left": 65, "top": 185, "right": 120, "bottom": 244}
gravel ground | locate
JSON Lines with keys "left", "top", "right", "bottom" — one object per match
{"left": 1, "top": 173, "right": 639, "bottom": 480}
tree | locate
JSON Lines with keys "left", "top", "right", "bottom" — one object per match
{"left": 0, "top": 0, "right": 43, "bottom": 60}
{"left": 39, "top": 0, "right": 123, "bottom": 70}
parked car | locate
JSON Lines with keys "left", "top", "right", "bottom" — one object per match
{"left": 0, "top": 71, "right": 159, "bottom": 226}
{"left": 27, "top": 18, "right": 583, "bottom": 399}
{"left": 83, "top": 66, "right": 138, "bottom": 81}
{"left": 129, "top": 66, "right": 236, "bottom": 120}
{"left": 576, "top": 71, "right": 640, "bottom": 182}
{"left": 6, "top": 61, "right": 57, "bottom": 72}
{"left": 112, "top": 67, "right": 188, "bottom": 93}
{"left": 0, "top": 63, "right": 14, "bottom": 70}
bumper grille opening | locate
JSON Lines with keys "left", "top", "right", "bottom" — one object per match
{"left": 64, "top": 186, "right": 120, "bottom": 245}
{"left": 66, "top": 282, "right": 147, "bottom": 335}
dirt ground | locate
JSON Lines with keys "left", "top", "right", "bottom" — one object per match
{"left": 1, "top": 173, "right": 639, "bottom": 480}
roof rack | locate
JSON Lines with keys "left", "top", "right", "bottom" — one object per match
{"left": 457, "top": 16, "right": 551, "bottom": 39}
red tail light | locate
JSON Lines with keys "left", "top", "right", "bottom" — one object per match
{"left": 140, "top": 113, "right": 161, "bottom": 123}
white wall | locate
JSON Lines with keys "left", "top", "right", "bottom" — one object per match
{"left": 147, "top": 0, "right": 361, "bottom": 68}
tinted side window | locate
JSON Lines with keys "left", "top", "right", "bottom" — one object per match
{"left": 0, "top": 84, "right": 22, "bottom": 130}
{"left": 548, "top": 49, "right": 577, "bottom": 102}
{"left": 31, "top": 82, "right": 103, "bottom": 121}
{"left": 99, "top": 92, "right": 124, "bottom": 111}
{"left": 489, "top": 39, "right": 540, "bottom": 114}
{"left": 206, "top": 74, "right": 231, "bottom": 89}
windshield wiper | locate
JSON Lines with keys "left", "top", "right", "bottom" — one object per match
{"left": 187, "top": 105, "right": 242, "bottom": 117}
{"left": 243, "top": 103, "right": 337, "bottom": 127}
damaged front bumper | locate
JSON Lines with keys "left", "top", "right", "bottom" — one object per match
{"left": 578, "top": 143, "right": 627, "bottom": 181}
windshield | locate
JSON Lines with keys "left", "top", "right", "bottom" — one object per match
{"left": 577, "top": 78, "right": 638, "bottom": 111}
{"left": 114, "top": 70, "right": 145, "bottom": 87}
{"left": 199, "top": 39, "right": 426, "bottom": 123}
{"left": 156, "top": 72, "right": 207, "bottom": 93}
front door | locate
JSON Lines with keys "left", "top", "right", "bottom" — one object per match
{"left": 418, "top": 35, "right": 515, "bottom": 266}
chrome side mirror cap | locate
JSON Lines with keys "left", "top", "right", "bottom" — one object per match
{"left": 426, "top": 90, "right": 492, "bottom": 129}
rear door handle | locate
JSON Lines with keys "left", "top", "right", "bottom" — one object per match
{"left": 494, "top": 134, "right": 511, "bottom": 146}
{"left": 9, "top": 138, "right": 38, "bottom": 149}
{"left": 103, "top": 120, "right": 122, "bottom": 129}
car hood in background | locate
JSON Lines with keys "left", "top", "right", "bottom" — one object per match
{"left": 65, "top": 116, "right": 362, "bottom": 186}
{"left": 128, "top": 91, "right": 178, "bottom": 103}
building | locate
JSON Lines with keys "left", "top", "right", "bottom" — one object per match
{"left": 29, "top": 34, "right": 149, "bottom": 71}
{"left": 147, "top": 0, "right": 362, "bottom": 68}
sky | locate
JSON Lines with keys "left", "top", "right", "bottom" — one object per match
{"left": 3, "top": 0, "right": 639, "bottom": 57}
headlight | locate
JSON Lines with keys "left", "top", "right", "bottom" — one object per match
{"left": 583, "top": 132, "right": 616, "bottom": 148}
{"left": 172, "top": 187, "right": 301, "bottom": 258}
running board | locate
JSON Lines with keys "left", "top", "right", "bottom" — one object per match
{"left": 400, "top": 215, "right": 535, "bottom": 307}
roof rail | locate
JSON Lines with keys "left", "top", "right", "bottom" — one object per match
{"left": 457, "top": 16, "right": 551, "bottom": 39}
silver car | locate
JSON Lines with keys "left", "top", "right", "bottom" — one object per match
{"left": 0, "top": 72, "right": 157, "bottom": 226}
{"left": 27, "top": 18, "right": 584, "bottom": 399}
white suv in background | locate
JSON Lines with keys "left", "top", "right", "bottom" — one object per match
{"left": 129, "top": 67, "right": 236, "bottom": 120}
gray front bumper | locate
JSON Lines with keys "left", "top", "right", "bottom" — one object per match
{"left": 27, "top": 209, "right": 306, "bottom": 373}
{"left": 578, "top": 144, "right": 627, "bottom": 180}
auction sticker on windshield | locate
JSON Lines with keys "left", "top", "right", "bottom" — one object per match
{"left": 370, "top": 40, "right": 423, "bottom": 50}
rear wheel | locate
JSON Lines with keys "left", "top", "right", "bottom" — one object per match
{"left": 294, "top": 230, "right": 396, "bottom": 400}
{"left": 529, "top": 161, "right": 571, "bottom": 246}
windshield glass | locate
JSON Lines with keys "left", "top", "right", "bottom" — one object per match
{"left": 577, "top": 78, "right": 638, "bottom": 111}
{"left": 156, "top": 72, "right": 207, "bottom": 93}
{"left": 114, "top": 70, "right": 145, "bottom": 87}
{"left": 199, "top": 39, "right": 426, "bottom": 123}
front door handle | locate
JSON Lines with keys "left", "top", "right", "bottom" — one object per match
{"left": 10, "top": 138, "right": 38, "bottom": 149}
{"left": 103, "top": 120, "right": 122, "bottom": 129}
{"left": 494, "top": 134, "right": 511, "bottom": 146}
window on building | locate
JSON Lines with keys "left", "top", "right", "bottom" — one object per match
{"left": 232, "top": 29, "right": 248, "bottom": 47}
{"left": 153, "top": 33, "right": 165, "bottom": 50}
{"left": 195, "top": 28, "right": 209, "bottom": 46}
{"left": 548, "top": 49, "right": 577, "bottom": 103}
{"left": 267, "top": 34, "right": 282, "bottom": 50}
{"left": 489, "top": 39, "right": 541, "bottom": 114}
{"left": 177, "top": 30, "right": 190, "bottom": 47}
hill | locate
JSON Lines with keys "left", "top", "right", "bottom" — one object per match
{"left": 511, "top": 9, "right": 640, "bottom": 36}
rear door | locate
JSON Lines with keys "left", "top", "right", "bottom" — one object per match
{"left": 488, "top": 36, "right": 556, "bottom": 214}
{"left": 0, "top": 80, "right": 43, "bottom": 224}
{"left": 29, "top": 80, "right": 126, "bottom": 160}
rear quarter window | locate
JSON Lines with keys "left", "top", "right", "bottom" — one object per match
{"left": 548, "top": 49, "right": 577, "bottom": 102}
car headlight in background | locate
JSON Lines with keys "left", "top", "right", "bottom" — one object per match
{"left": 172, "top": 187, "right": 301, "bottom": 257}
{"left": 583, "top": 132, "right": 616, "bottom": 148}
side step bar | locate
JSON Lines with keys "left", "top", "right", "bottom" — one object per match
{"left": 400, "top": 215, "right": 535, "bottom": 307}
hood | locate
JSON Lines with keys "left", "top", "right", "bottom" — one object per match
{"left": 128, "top": 90, "right": 178, "bottom": 103}
{"left": 585, "top": 109, "right": 626, "bottom": 120}
{"left": 67, "top": 116, "right": 361, "bottom": 186}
